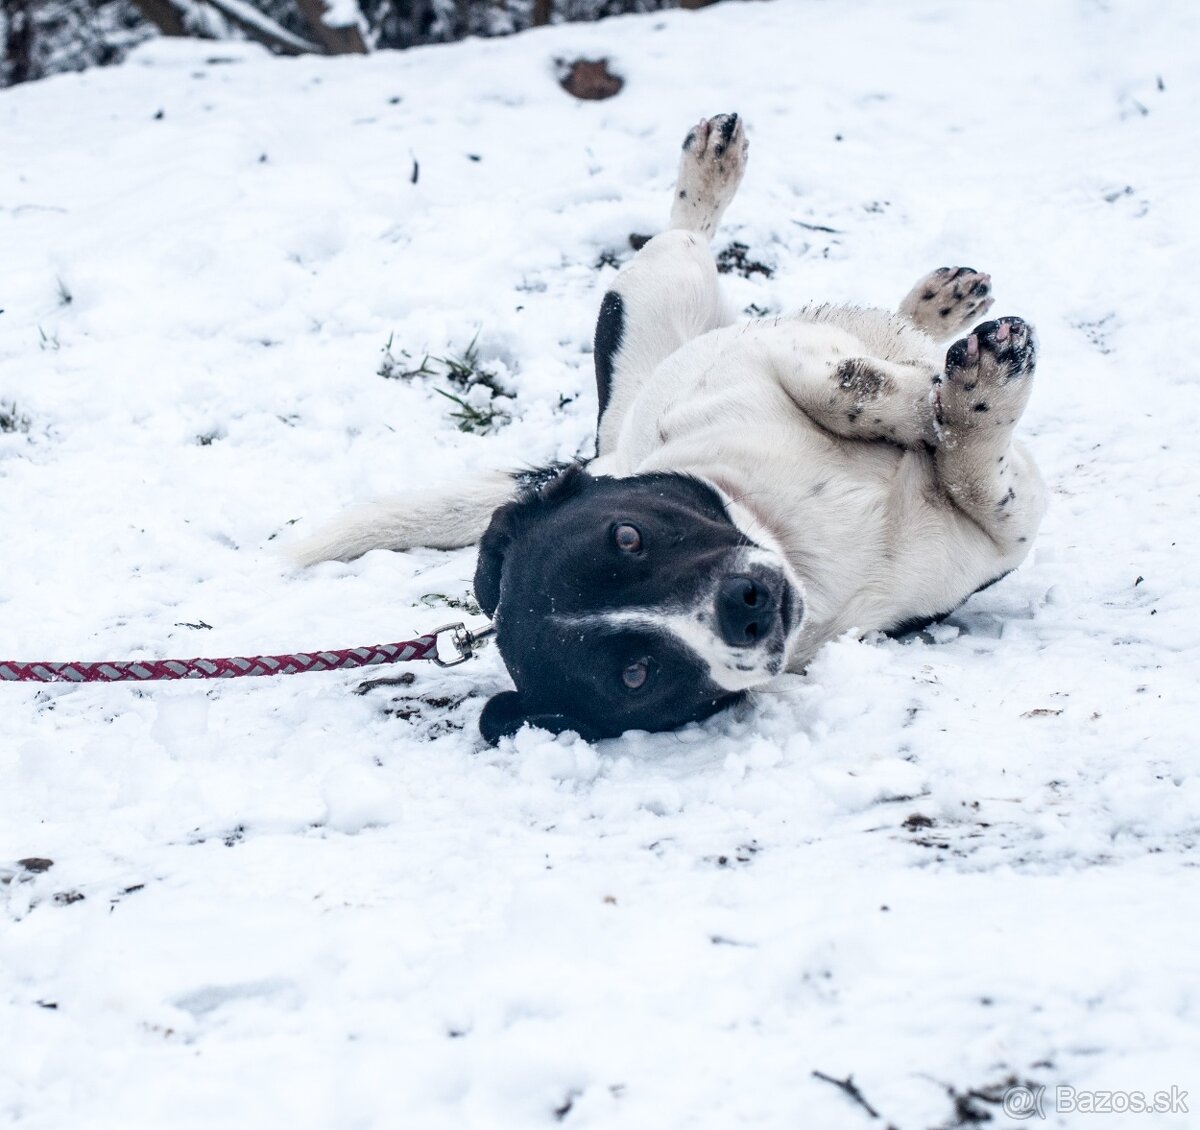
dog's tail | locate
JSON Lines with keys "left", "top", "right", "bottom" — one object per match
{"left": 286, "top": 470, "right": 518, "bottom": 566}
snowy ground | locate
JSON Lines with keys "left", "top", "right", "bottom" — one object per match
{"left": 2, "top": 1, "right": 1199, "bottom": 1126}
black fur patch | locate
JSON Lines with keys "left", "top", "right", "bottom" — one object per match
{"left": 594, "top": 290, "right": 624, "bottom": 422}
{"left": 513, "top": 461, "right": 578, "bottom": 495}
{"left": 475, "top": 464, "right": 589, "bottom": 617}
{"left": 886, "top": 612, "right": 956, "bottom": 639}
{"left": 835, "top": 358, "right": 890, "bottom": 398}
{"left": 973, "top": 569, "right": 1013, "bottom": 593}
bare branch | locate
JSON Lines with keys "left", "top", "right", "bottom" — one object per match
{"left": 811, "top": 1071, "right": 890, "bottom": 1123}
{"left": 202, "top": 0, "right": 323, "bottom": 55}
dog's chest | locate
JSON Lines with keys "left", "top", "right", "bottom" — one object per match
{"left": 613, "top": 329, "right": 942, "bottom": 634}
{"left": 618, "top": 332, "right": 911, "bottom": 513}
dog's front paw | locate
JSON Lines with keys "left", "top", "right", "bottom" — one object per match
{"left": 900, "top": 266, "right": 994, "bottom": 339}
{"left": 683, "top": 112, "right": 747, "bottom": 163}
{"left": 934, "top": 317, "right": 1037, "bottom": 432}
{"left": 669, "top": 112, "right": 749, "bottom": 239}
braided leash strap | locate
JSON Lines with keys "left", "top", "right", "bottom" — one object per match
{"left": 1, "top": 637, "right": 440, "bottom": 684}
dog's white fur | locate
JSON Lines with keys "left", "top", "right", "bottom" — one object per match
{"left": 292, "top": 115, "right": 1046, "bottom": 677}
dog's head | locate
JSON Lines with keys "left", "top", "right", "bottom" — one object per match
{"left": 474, "top": 465, "right": 805, "bottom": 744}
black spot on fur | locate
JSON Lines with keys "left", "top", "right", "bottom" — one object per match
{"left": 835, "top": 358, "right": 889, "bottom": 398}
{"left": 974, "top": 402, "right": 990, "bottom": 412}
{"left": 594, "top": 290, "right": 624, "bottom": 422}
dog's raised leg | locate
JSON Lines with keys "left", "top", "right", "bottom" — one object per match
{"left": 933, "top": 317, "right": 1046, "bottom": 552}
{"left": 773, "top": 263, "right": 997, "bottom": 448}
{"left": 669, "top": 114, "right": 750, "bottom": 238}
{"left": 593, "top": 113, "right": 747, "bottom": 458}
{"left": 801, "top": 354, "right": 943, "bottom": 447}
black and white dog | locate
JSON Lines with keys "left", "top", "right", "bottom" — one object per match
{"left": 293, "top": 114, "right": 1046, "bottom": 744}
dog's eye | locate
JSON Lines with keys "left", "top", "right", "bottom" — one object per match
{"left": 621, "top": 659, "right": 649, "bottom": 690}
{"left": 613, "top": 523, "right": 642, "bottom": 553}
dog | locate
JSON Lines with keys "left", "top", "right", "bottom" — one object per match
{"left": 292, "top": 113, "right": 1046, "bottom": 744}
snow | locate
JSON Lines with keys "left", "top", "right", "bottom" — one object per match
{"left": 320, "top": 0, "right": 365, "bottom": 33}
{"left": 1, "top": 1, "right": 1199, "bottom": 1126}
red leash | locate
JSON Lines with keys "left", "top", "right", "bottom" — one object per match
{"left": 0, "top": 623, "right": 494, "bottom": 684}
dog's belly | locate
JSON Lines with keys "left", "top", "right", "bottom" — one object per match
{"left": 608, "top": 325, "right": 1014, "bottom": 664}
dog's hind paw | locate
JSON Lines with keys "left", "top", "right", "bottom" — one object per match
{"left": 669, "top": 112, "right": 749, "bottom": 239}
{"left": 934, "top": 316, "right": 1037, "bottom": 433}
{"left": 900, "top": 266, "right": 994, "bottom": 340}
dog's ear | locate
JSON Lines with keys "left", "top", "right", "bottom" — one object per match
{"left": 473, "top": 463, "right": 591, "bottom": 618}
{"left": 478, "top": 691, "right": 527, "bottom": 744}
{"left": 473, "top": 508, "right": 513, "bottom": 618}
{"left": 536, "top": 461, "right": 589, "bottom": 505}
{"left": 478, "top": 691, "right": 602, "bottom": 746}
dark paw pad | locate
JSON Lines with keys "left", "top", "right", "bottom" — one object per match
{"left": 935, "top": 265, "right": 991, "bottom": 298}
{"left": 682, "top": 122, "right": 705, "bottom": 152}
{"left": 682, "top": 113, "right": 743, "bottom": 159}
{"left": 948, "top": 317, "right": 1037, "bottom": 381}
{"left": 712, "top": 112, "right": 739, "bottom": 157}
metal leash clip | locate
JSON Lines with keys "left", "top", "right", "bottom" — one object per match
{"left": 430, "top": 622, "right": 497, "bottom": 667}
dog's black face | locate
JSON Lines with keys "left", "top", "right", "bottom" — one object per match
{"left": 474, "top": 466, "right": 803, "bottom": 744}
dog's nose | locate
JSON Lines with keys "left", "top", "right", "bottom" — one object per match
{"left": 716, "top": 575, "right": 776, "bottom": 647}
